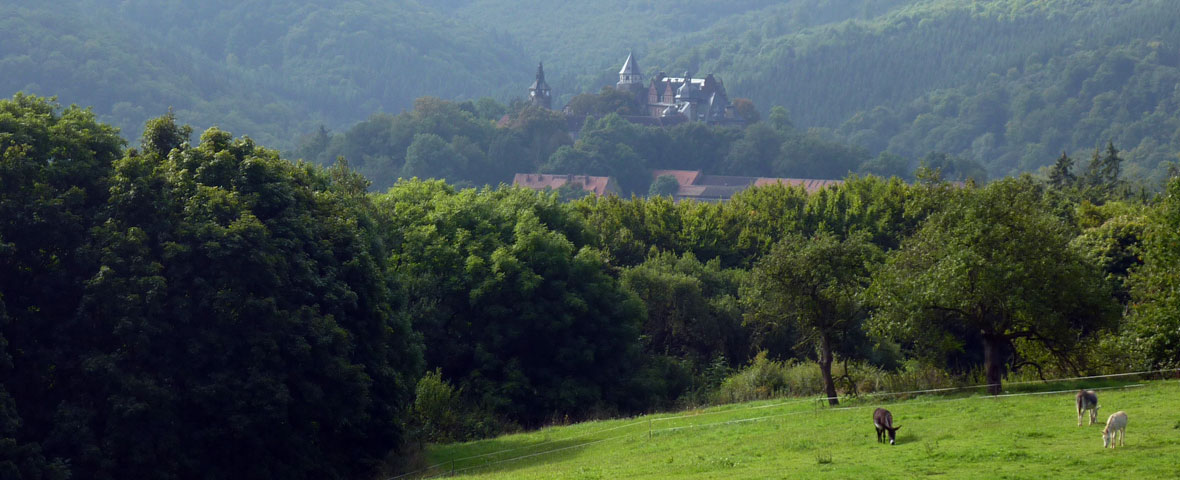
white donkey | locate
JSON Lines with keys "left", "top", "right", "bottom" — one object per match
{"left": 1103, "top": 411, "right": 1128, "bottom": 448}
{"left": 1076, "top": 389, "right": 1099, "bottom": 426}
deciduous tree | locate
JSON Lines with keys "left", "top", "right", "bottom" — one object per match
{"left": 869, "top": 178, "right": 1118, "bottom": 393}
{"left": 744, "top": 231, "right": 881, "bottom": 405}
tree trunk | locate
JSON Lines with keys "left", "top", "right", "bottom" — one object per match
{"left": 820, "top": 334, "right": 838, "bottom": 406}
{"left": 982, "top": 334, "right": 1005, "bottom": 395}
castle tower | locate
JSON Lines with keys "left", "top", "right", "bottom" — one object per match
{"left": 616, "top": 51, "right": 647, "bottom": 113}
{"left": 617, "top": 51, "right": 643, "bottom": 88}
{"left": 529, "top": 62, "right": 552, "bottom": 109}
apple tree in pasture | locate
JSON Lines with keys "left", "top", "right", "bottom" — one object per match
{"left": 744, "top": 230, "right": 881, "bottom": 405}
{"left": 869, "top": 177, "right": 1118, "bottom": 394}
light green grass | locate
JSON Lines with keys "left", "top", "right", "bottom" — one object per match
{"left": 414, "top": 381, "right": 1180, "bottom": 479}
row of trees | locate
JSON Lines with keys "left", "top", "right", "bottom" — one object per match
{"left": 3, "top": 95, "right": 1179, "bottom": 478}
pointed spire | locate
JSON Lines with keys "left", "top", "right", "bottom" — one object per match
{"left": 530, "top": 61, "right": 551, "bottom": 91}
{"left": 529, "top": 61, "right": 552, "bottom": 109}
{"left": 619, "top": 50, "right": 641, "bottom": 76}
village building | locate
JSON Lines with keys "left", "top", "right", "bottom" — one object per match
{"left": 512, "top": 173, "right": 620, "bottom": 196}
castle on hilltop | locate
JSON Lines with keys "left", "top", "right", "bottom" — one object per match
{"left": 614, "top": 51, "right": 739, "bottom": 124}
{"left": 528, "top": 52, "right": 743, "bottom": 126}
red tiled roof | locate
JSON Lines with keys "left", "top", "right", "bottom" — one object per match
{"left": 651, "top": 169, "right": 701, "bottom": 187}
{"left": 513, "top": 173, "right": 619, "bottom": 196}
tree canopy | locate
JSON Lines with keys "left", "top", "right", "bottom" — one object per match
{"left": 1, "top": 96, "right": 423, "bottom": 479}
{"left": 869, "top": 177, "right": 1119, "bottom": 392}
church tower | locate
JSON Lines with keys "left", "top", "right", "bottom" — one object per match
{"left": 529, "top": 62, "right": 552, "bottom": 109}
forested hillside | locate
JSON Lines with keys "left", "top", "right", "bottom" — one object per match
{"left": 0, "top": 0, "right": 529, "bottom": 148}
{"left": 677, "top": 0, "right": 1180, "bottom": 179}
{"left": 5, "top": 0, "right": 1179, "bottom": 181}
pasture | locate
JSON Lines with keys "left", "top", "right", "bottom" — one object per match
{"left": 413, "top": 380, "right": 1180, "bottom": 479}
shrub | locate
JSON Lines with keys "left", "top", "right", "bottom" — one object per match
{"left": 411, "top": 370, "right": 507, "bottom": 443}
{"left": 713, "top": 352, "right": 835, "bottom": 404}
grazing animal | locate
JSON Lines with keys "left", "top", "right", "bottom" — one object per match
{"left": 1103, "top": 411, "right": 1128, "bottom": 448}
{"left": 1076, "top": 389, "right": 1099, "bottom": 426}
{"left": 873, "top": 408, "right": 902, "bottom": 445}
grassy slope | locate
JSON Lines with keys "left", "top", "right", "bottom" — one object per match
{"left": 420, "top": 380, "right": 1180, "bottom": 479}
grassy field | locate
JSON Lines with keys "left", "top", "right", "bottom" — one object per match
{"left": 410, "top": 380, "right": 1180, "bottom": 479}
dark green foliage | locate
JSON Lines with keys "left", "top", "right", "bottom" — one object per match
{"left": 0, "top": 94, "right": 124, "bottom": 479}
{"left": 1072, "top": 202, "right": 1147, "bottom": 305}
{"left": 1047, "top": 152, "right": 1076, "bottom": 190}
{"left": 622, "top": 252, "right": 748, "bottom": 365}
{"left": 564, "top": 87, "right": 643, "bottom": 116}
{"left": 304, "top": 99, "right": 573, "bottom": 191}
{"left": 543, "top": 114, "right": 650, "bottom": 194}
{"left": 1124, "top": 178, "right": 1180, "bottom": 368}
{"left": 410, "top": 370, "right": 501, "bottom": 443}
{"left": 376, "top": 181, "right": 642, "bottom": 425}
{"left": 869, "top": 177, "right": 1120, "bottom": 392}
{"left": 80, "top": 123, "right": 422, "bottom": 479}
{"left": 918, "top": 152, "right": 988, "bottom": 183}
{"left": 554, "top": 182, "right": 592, "bottom": 202}
{"left": 649, "top": 174, "right": 680, "bottom": 197}
{"left": 744, "top": 231, "right": 882, "bottom": 404}
{"left": 1080, "top": 142, "right": 1126, "bottom": 202}
{"left": 0, "top": 97, "right": 422, "bottom": 479}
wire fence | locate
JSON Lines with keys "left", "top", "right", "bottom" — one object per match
{"left": 389, "top": 368, "right": 1180, "bottom": 479}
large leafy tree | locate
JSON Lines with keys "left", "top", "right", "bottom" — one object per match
{"left": 621, "top": 252, "right": 747, "bottom": 365}
{"left": 744, "top": 231, "right": 881, "bottom": 405}
{"left": 376, "top": 181, "right": 642, "bottom": 424}
{"left": 869, "top": 177, "right": 1118, "bottom": 393}
{"left": 77, "top": 121, "right": 423, "bottom": 479}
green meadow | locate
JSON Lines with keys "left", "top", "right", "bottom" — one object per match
{"left": 415, "top": 380, "right": 1180, "bottom": 479}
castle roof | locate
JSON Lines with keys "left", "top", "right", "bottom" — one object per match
{"left": 530, "top": 62, "right": 550, "bottom": 91}
{"left": 619, "top": 51, "right": 641, "bottom": 76}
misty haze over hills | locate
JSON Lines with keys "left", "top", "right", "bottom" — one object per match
{"left": 3, "top": 0, "right": 1179, "bottom": 179}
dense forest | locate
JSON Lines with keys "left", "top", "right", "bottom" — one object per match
{"left": 3, "top": 95, "right": 1179, "bottom": 478}
{"left": 5, "top": 0, "right": 1180, "bottom": 182}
